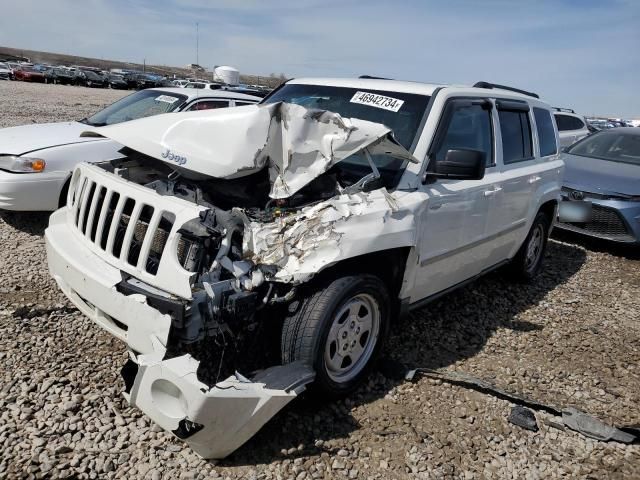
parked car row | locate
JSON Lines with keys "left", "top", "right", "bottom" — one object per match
{"left": 0, "top": 77, "right": 637, "bottom": 461}
{"left": 1, "top": 60, "right": 276, "bottom": 94}
{"left": 0, "top": 61, "right": 176, "bottom": 89}
{"left": 587, "top": 117, "right": 637, "bottom": 130}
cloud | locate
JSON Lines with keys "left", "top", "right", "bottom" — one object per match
{"left": 0, "top": 0, "right": 638, "bottom": 116}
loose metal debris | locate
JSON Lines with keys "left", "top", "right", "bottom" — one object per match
{"left": 406, "top": 367, "right": 639, "bottom": 444}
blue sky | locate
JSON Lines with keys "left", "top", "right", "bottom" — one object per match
{"left": 1, "top": 0, "right": 638, "bottom": 116}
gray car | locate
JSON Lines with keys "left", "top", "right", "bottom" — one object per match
{"left": 556, "top": 128, "right": 640, "bottom": 244}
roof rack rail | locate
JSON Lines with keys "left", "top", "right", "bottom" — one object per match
{"left": 553, "top": 107, "right": 575, "bottom": 114}
{"left": 359, "top": 75, "right": 394, "bottom": 80}
{"left": 473, "top": 81, "right": 539, "bottom": 99}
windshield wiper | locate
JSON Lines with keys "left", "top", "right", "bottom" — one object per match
{"left": 79, "top": 118, "right": 107, "bottom": 127}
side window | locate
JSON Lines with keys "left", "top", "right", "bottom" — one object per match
{"left": 234, "top": 101, "right": 256, "bottom": 106}
{"left": 555, "top": 114, "right": 572, "bottom": 131}
{"left": 433, "top": 102, "right": 494, "bottom": 167}
{"left": 498, "top": 109, "right": 533, "bottom": 164}
{"left": 533, "top": 108, "right": 558, "bottom": 157}
{"left": 570, "top": 116, "right": 585, "bottom": 130}
{"left": 184, "top": 100, "right": 229, "bottom": 111}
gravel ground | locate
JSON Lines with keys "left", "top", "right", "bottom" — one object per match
{"left": 1, "top": 81, "right": 639, "bottom": 479}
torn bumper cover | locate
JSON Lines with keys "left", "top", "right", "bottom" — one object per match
{"left": 45, "top": 208, "right": 173, "bottom": 354}
{"left": 123, "top": 353, "right": 314, "bottom": 459}
{"left": 46, "top": 207, "right": 316, "bottom": 458}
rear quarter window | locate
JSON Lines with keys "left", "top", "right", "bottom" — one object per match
{"left": 533, "top": 108, "right": 558, "bottom": 157}
{"left": 555, "top": 114, "right": 585, "bottom": 131}
{"left": 498, "top": 109, "right": 533, "bottom": 164}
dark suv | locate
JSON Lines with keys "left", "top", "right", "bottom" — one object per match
{"left": 75, "top": 70, "right": 107, "bottom": 88}
{"left": 44, "top": 68, "right": 75, "bottom": 85}
{"left": 108, "top": 73, "right": 129, "bottom": 89}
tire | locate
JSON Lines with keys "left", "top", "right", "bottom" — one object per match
{"left": 281, "top": 275, "right": 390, "bottom": 398}
{"left": 58, "top": 177, "right": 72, "bottom": 208}
{"left": 507, "top": 211, "right": 551, "bottom": 281}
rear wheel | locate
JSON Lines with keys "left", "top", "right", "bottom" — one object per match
{"left": 507, "top": 211, "right": 551, "bottom": 281}
{"left": 281, "top": 275, "right": 390, "bottom": 398}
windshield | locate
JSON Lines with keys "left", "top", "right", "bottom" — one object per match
{"left": 0, "top": 63, "right": 8, "bottom": 69}
{"left": 568, "top": 130, "right": 640, "bottom": 166}
{"left": 263, "top": 83, "right": 430, "bottom": 188}
{"left": 84, "top": 90, "right": 187, "bottom": 127}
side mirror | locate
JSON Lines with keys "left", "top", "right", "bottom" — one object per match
{"left": 424, "top": 149, "right": 486, "bottom": 182}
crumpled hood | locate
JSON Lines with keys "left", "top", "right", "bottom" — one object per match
{"left": 0, "top": 122, "right": 101, "bottom": 155}
{"left": 83, "top": 102, "right": 417, "bottom": 199}
{"left": 562, "top": 153, "right": 640, "bottom": 196}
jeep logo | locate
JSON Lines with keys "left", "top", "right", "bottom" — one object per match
{"left": 161, "top": 148, "right": 187, "bottom": 165}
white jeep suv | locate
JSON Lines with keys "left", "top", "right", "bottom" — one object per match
{"left": 45, "top": 77, "right": 563, "bottom": 459}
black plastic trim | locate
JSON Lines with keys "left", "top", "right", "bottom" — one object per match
{"left": 496, "top": 99, "right": 530, "bottom": 112}
{"left": 116, "top": 276, "right": 185, "bottom": 323}
{"left": 473, "top": 81, "right": 539, "bottom": 99}
{"left": 173, "top": 419, "right": 204, "bottom": 439}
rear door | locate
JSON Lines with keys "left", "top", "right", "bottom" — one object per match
{"left": 412, "top": 97, "right": 499, "bottom": 300}
{"left": 484, "top": 100, "right": 546, "bottom": 265}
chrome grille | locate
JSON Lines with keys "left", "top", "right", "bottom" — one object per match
{"left": 65, "top": 164, "right": 206, "bottom": 299}
{"left": 69, "top": 173, "right": 177, "bottom": 275}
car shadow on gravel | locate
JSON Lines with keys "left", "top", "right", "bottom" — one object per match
{"left": 551, "top": 229, "right": 640, "bottom": 260}
{"left": 221, "top": 240, "right": 587, "bottom": 466}
{"left": 0, "top": 211, "right": 50, "bottom": 236}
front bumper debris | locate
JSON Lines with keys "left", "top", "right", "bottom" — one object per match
{"left": 123, "top": 353, "right": 315, "bottom": 459}
{"left": 46, "top": 207, "right": 317, "bottom": 458}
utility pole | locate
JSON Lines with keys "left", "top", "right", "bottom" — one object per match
{"left": 143, "top": 58, "right": 146, "bottom": 73}
{"left": 196, "top": 22, "right": 199, "bottom": 80}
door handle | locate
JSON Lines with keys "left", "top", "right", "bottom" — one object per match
{"left": 483, "top": 186, "right": 502, "bottom": 197}
{"left": 528, "top": 175, "right": 542, "bottom": 184}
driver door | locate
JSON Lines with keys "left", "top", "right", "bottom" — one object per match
{"left": 410, "top": 97, "right": 500, "bottom": 301}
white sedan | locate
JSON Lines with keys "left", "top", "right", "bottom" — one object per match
{"left": 0, "top": 88, "right": 261, "bottom": 211}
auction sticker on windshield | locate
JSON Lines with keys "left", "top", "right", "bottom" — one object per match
{"left": 155, "top": 95, "right": 179, "bottom": 104}
{"left": 350, "top": 91, "right": 404, "bottom": 112}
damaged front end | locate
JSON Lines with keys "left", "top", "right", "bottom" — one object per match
{"left": 50, "top": 102, "right": 419, "bottom": 458}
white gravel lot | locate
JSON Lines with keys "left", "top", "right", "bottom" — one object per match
{"left": 1, "top": 81, "right": 639, "bottom": 479}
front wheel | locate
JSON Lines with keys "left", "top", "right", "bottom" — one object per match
{"left": 281, "top": 275, "right": 390, "bottom": 398}
{"left": 507, "top": 211, "right": 551, "bottom": 281}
